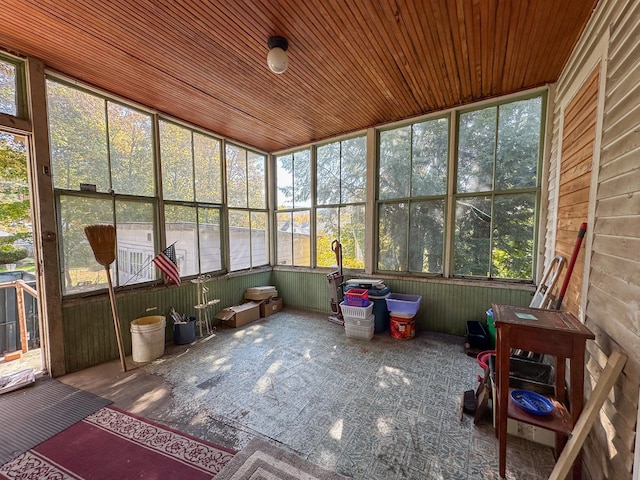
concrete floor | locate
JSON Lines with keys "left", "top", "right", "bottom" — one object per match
{"left": 58, "top": 308, "right": 556, "bottom": 479}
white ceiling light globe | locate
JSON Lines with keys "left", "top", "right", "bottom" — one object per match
{"left": 267, "top": 47, "right": 288, "bottom": 74}
{"left": 267, "top": 36, "right": 289, "bottom": 74}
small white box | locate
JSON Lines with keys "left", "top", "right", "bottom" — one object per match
{"left": 344, "top": 313, "right": 375, "bottom": 328}
{"left": 345, "top": 323, "right": 374, "bottom": 340}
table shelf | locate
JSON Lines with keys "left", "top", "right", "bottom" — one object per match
{"left": 506, "top": 387, "right": 572, "bottom": 435}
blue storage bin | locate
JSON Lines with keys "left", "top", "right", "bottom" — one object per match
{"left": 385, "top": 294, "right": 421, "bottom": 315}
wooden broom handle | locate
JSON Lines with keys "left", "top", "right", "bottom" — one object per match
{"left": 105, "top": 266, "right": 127, "bottom": 372}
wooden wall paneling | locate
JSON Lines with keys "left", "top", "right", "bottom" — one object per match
{"left": 2, "top": 1, "right": 599, "bottom": 153}
{"left": 545, "top": 4, "right": 638, "bottom": 477}
{"left": 61, "top": 270, "right": 273, "bottom": 372}
{"left": 553, "top": 67, "right": 598, "bottom": 316}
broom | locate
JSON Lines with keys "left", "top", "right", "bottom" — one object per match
{"left": 84, "top": 224, "right": 127, "bottom": 372}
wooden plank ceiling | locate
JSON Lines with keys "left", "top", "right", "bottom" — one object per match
{"left": 1, "top": 0, "right": 598, "bottom": 153}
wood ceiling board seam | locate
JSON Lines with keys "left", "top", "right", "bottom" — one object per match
{"left": 341, "top": 1, "right": 420, "bottom": 114}
{"left": 402, "top": 0, "right": 447, "bottom": 110}
{"left": 400, "top": 0, "right": 449, "bottom": 108}
{"left": 453, "top": 0, "right": 475, "bottom": 101}
{"left": 521, "top": 1, "right": 557, "bottom": 84}
{"left": 374, "top": 0, "right": 431, "bottom": 108}
{"left": 350, "top": 1, "right": 427, "bottom": 112}
{"left": 518, "top": 3, "right": 544, "bottom": 89}
{"left": 479, "top": 0, "right": 494, "bottom": 97}
{"left": 428, "top": 0, "right": 462, "bottom": 103}
{"left": 499, "top": 0, "right": 524, "bottom": 93}
{"left": 514, "top": 2, "right": 546, "bottom": 86}
{"left": 437, "top": 0, "right": 466, "bottom": 102}
{"left": 444, "top": 0, "right": 473, "bottom": 102}
{"left": 487, "top": 1, "right": 509, "bottom": 97}
{"left": 264, "top": 7, "right": 396, "bottom": 138}
{"left": 406, "top": 1, "right": 452, "bottom": 109}
{"left": 525, "top": 1, "right": 574, "bottom": 84}
{"left": 285, "top": 2, "right": 396, "bottom": 121}
{"left": 468, "top": 0, "right": 484, "bottom": 98}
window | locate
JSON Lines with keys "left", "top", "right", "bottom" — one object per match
{"left": 454, "top": 97, "right": 542, "bottom": 279}
{"left": 377, "top": 117, "right": 448, "bottom": 273}
{"left": 47, "top": 79, "right": 156, "bottom": 294}
{"left": 375, "top": 94, "right": 543, "bottom": 281}
{"left": 226, "top": 143, "right": 268, "bottom": 271}
{"left": 316, "top": 136, "right": 366, "bottom": 269}
{"left": 159, "top": 120, "right": 223, "bottom": 276}
{"left": 0, "top": 56, "right": 19, "bottom": 117}
{"left": 275, "top": 149, "right": 311, "bottom": 266}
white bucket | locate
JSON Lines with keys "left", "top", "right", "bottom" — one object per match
{"left": 130, "top": 315, "right": 166, "bottom": 363}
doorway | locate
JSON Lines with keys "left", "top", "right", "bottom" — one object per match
{"left": 0, "top": 132, "right": 44, "bottom": 376}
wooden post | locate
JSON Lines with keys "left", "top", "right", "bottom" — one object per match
{"left": 15, "top": 282, "right": 28, "bottom": 353}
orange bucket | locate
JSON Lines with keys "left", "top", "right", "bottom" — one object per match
{"left": 390, "top": 314, "right": 415, "bottom": 340}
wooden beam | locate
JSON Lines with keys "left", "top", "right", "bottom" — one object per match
{"left": 548, "top": 350, "right": 627, "bottom": 480}
{"left": 25, "top": 56, "right": 67, "bottom": 377}
{"left": 0, "top": 112, "right": 31, "bottom": 133}
{"left": 15, "top": 281, "right": 28, "bottom": 353}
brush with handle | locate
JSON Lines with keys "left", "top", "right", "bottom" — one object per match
{"left": 84, "top": 224, "right": 127, "bottom": 372}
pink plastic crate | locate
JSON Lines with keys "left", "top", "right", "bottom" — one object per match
{"left": 345, "top": 288, "right": 369, "bottom": 307}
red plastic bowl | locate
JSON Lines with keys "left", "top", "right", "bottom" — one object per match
{"left": 477, "top": 350, "right": 496, "bottom": 370}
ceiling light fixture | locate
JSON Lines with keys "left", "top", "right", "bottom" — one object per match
{"left": 267, "top": 36, "right": 289, "bottom": 74}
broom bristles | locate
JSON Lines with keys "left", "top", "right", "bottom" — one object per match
{"left": 84, "top": 224, "right": 116, "bottom": 266}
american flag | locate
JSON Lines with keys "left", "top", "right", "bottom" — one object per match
{"left": 153, "top": 244, "right": 180, "bottom": 286}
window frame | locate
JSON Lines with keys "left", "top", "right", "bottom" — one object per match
{"left": 225, "top": 142, "right": 270, "bottom": 272}
{"left": 376, "top": 114, "right": 450, "bottom": 275}
{"left": 159, "top": 117, "right": 225, "bottom": 277}
{"left": 314, "top": 134, "right": 367, "bottom": 270}
{"left": 274, "top": 148, "right": 312, "bottom": 267}
{"left": 45, "top": 74, "right": 269, "bottom": 298}
{"left": 0, "top": 53, "right": 27, "bottom": 119}
{"left": 451, "top": 92, "right": 545, "bottom": 281}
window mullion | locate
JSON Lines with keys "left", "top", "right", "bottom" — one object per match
{"left": 444, "top": 111, "right": 457, "bottom": 277}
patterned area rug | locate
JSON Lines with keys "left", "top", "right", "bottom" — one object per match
{"left": 0, "top": 406, "right": 235, "bottom": 479}
{"left": 215, "top": 438, "right": 348, "bottom": 480}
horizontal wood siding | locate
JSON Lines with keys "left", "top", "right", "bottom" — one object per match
{"left": 548, "top": 0, "right": 640, "bottom": 478}
{"left": 272, "top": 270, "right": 532, "bottom": 336}
{"left": 62, "top": 270, "right": 271, "bottom": 372}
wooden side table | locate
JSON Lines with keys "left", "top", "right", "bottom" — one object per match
{"left": 493, "top": 304, "right": 594, "bottom": 479}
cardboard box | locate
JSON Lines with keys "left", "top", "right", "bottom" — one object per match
{"left": 214, "top": 301, "right": 261, "bottom": 328}
{"left": 244, "top": 286, "right": 278, "bottom": 301}
{"left": 260, "top": 297, "right": 283, "bottom": 317}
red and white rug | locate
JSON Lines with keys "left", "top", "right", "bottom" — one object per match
{"left": 0, "top": 406, "right": 235, "bottom": 479}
